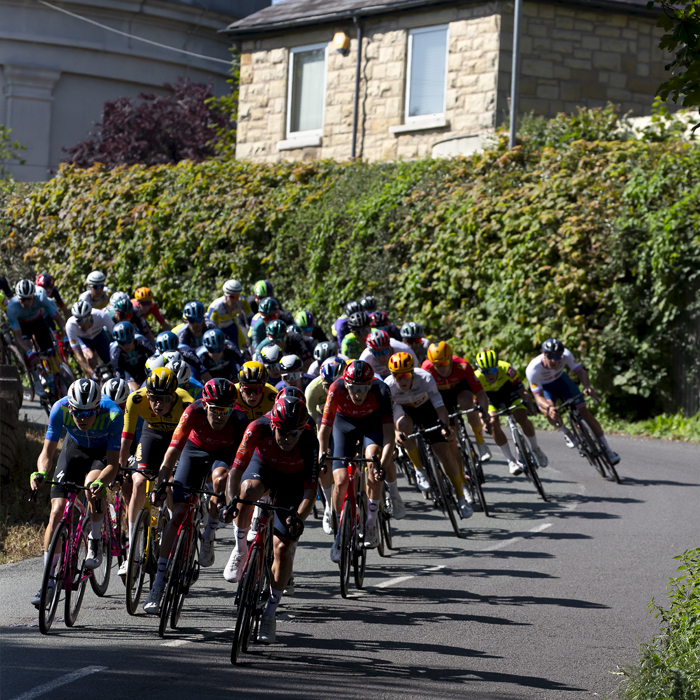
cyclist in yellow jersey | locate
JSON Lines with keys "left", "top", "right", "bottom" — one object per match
{"left": 234, "top": 361, "right": 278, "bottom": 422}
{"left": 118, "top": 367, "right": 194, "bottom": 566}
{"left": 474, "top": 350, "right": 548, "bottom": 474}
{"left": 207, "top": 279, "right": 251, "bottom": 350}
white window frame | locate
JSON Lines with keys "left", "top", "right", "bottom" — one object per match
{"left": 286, "top": 42, "right": 328, "bottom": 140}
{"left": 404, "top": 25, "right": 449, "bottom": 125}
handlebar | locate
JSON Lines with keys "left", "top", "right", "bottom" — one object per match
{"left": 403, "top": 422, "right": 447, "bottom": 440}
{"left": 447, "top": 408, "right": 480, "bottom": 420}
{"left": 229, "top": 497, "right": 298, "bottom": 517}
{"left": 28, "top": 479, "right": 90, "bottom": 502}
{"left": 558, "top": 394, "right": 589, "bottom": 410}
{"left": 490, "top": 401, "right": 527, "bottom": 417}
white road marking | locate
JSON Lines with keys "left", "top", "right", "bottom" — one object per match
{"left": 376, "top": 575, "right": 416, "bottom": 588}
{"left": 162, "top": 627, "right": 234, "bottom": 648}
{"left": 481, "top": 522, "right": 553, "bottom": 552}
{"left": 9, "top": 666, "right": 107, "bottom": 700}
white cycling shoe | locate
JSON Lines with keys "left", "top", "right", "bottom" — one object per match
{"left": 223, "top": 548, "right": 245, "bottom": 583}
{"left": 458, "top": 498, "right": 473, "bottom": 519}
{"left": 391, "top": 495, "right": 406, "bottom": 520}
{"left": 322, "top": 507, "right": 334, "bottom": 535}
{"left": 143, "top": 584, "right": 164, "bottom": 614}
{"left": 364, "top": 521, "right": 379, "bottom": 549}
{"left": 415, "top": 470, "right": 430, "bottom": 493}
{"left": 477, "top": 442, "right": 492, "bottom": 462}
{"left": 258, "top": 614, "right": 276, "bottom": 644}
{"left": 508, "top": 460, "right": 524, "bottom": 476}
{"left": 199, "top": 530, "right": 216, "bottom": 567}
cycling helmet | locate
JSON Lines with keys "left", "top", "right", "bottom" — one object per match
{"left": 71, "top": 299, "right": 92, "bottom": 321}
{"left": 270, "top": 395, "right": 308, "bottom": 433}
{"left": 161, "top": 350, "right": 183, "bottom": 365}
{"left": 258, "top": 297, "right": 279, "bottom": 316}
{"left": 202, "top": 378, "right": 237, "bottom": 407}
{"left": 35, "top": 273, "right": 55, "bottom": 290}
{"left": 183, "top": 301, "right": 205, "bottom": 322}
{"left": 388, "top": 352, "right": 415, "bottom": 374}
{"left": 280, "top": 354, "right": 303, "bottom": 374}
{"left": 276, "top": 385, "right": 305, "bottom": 401}
{"left": 360, "top": 295, "right": 377, "bottom": 313}
{"left": 253, "top": 280, "right": 274, "bottom": 298}
{"left": 203, "top": 328, "right": 226, "bottom": 351}
{"left": 156, "top": 331, "right": 179, "bottom": 353}
{"left": 321, "top": 356, "right": 346, "bottom": 382}
{"left": 287, "top": 323, "right": 302, "bottom": 335}
{"left": 259, "top": 344, "right": 282, "bottom": 366}
{"left": 110, "top": 291, "right": 132, "bottom": 314}
{"left": 146, "top": 367, "right": 178, "bottom": 395}
{"left": 542, "top": 338, "right": 565, "bottom": 355}
{"left": 345, "top": 300, "right": 362, "bottom": 316}
{"left": 145, "top": 354, "right": 166, "bottom": 372}
{"left": 15, "top": 279, "right": 35, "bottom": 298}
{"left": 68, "top": 378, "right": 101, "bottom": 410}
{"left": 367, "top": 329, "right": 390, "bottom": 351}
{"left": 347, "top": 311, "right": 370, "bottom": 330}
{"left": 101, "top": 377, "right": 129, "bottom": 405}
{"left": 167, "top": 359, "right": 192, "bottom": 385}
{"left": 475, "top": 350, "right": 499, "bottom": 370}
{"left": 238, "top": 361, "right": 268, "bottom": 386}
{"left": 400, "top": 321, "right": 423, "bottom": 340}
{"left": 313, "top": 341, "right": 337, "bottom": 363}
{"left": 223, "top": 279, "right": 243, "bottom": 295}
{"left": 343, "top": 359, "right": 374, "bottom": 385}
{"left": 294, "top": 311, "right": 315, "bottom": 330}
{"left": 266, "top": 319, "right": 287, "bottom": 341}
{"left": 113, "top": 321, "right": 135, "bottom": 344}
{"left": 134, "top": 287, "right": 153, "bottom": 302}
{"left": 427, "top": 341, "right": 452, "bottom": 364}
{"left": 87, "top": 271, "right": 106, "bottom": 286}
{"left": 370, "top": 311, "right": 389, "bottom": 328}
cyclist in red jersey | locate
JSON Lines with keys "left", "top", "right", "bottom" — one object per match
{"left": 318, "top": 359, "right": 396, "bottom": 557}
{"left": 422, "top": 341, "right": 491, "bottom": 465}
{"left": 224, "top": 394, "right": 317, "bottom": 643}
{"left": 133, "top": 287, "right": 171, "bottom": 331}
{"left": 145, "top": 378, "right": 248, "bottom": 614}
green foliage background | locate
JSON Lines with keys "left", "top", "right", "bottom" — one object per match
{"left": 5, "top": 109, "right": 700, "bottom": 419}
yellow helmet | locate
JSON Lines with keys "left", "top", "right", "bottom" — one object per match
{"left": 475, "top": 350, "right": 498, "bottom": 370}
{"left": 238, "top": 361, "right": 268, "bottom": 386}
{"left": 146, "top": 367, "right": 178, "bottom": 395}
{"left": 134, "top": 287, "right": 153, "bottom": 302}
{"left": 388, "top": 352, "right": 415, "bottom": 374}
{"left": 427, "top": 341, "right": 452, "bottom": 364}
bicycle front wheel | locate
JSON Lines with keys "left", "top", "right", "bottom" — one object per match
{"left": 126, "top": 509, "right": 149, "bottom": 615}
{"left": 353, "top": 492, "right": 367, "bottom": 590}
{"left": 338, "top": 504, "right": 352, "bottom": 599}
{"left": 64, "top": 528, "right": 89, "bottom": 627}
{"left": 458, "top": 423, "right": 490, "bottom": 517}
{"left": 171, "top": 529, "right": 198, "bottom": 629}
{"left": 571, "top": 414, "right": 604, "bottom": 475}
{"left": 39, "top": 522, "right": 67, "bottom": 635}
{"left": 159, "top": 529, "right": 186, "bottom": 638}
{"left": 89, "top": 514, "right": 113, "bottom": 597}
{"left": 581, "top": 419, "right": 620, "bottom": 483}
{"left": 6, "top": 343, "right": 34, "bottom": 402}
{"left": 435, "top": 464, "right": 461, "bottom": 538}
{"left": 231, "top": 546, "right": 259, "bottom": 664}
{"left": 513, "top": 428, "right": 547, "bottom": 501}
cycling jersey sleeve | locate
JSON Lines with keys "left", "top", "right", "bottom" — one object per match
{"left": 457, "top": 360, "right": 483, "bottom": 395}
{"left": 97, "top": 309, "right": 115, "bottom": 336}
{"left": 504, "top": 363, "right": 523, "bottom": 388}
{"left": 45, "top": 399, "right": 68, "bottom": 443}
{"left": 320, "top": 379, "right": 343, "bottom": 428}
{"left": 38, "top": 292, "right": 59, "bottom": 319}
{"left": 563, "top": 349, "right": 581, "bottom": 373}
{"left": 106, "top": 407, "right": 124, "bottom": 451}
{"left": 375, "top": 380, "right": 394, "bottom": 425}
{"left": 110, "top": 345, "right": 121, "bottom": 378}
{"left": 231, "top": 420, "right": 262, "bottom": 472}
{"left": 425, "top": 373, "right": 445, "bottom": 410}
{"left": 169, "top": 403, "right": 197, "bottom": 451}
{"left": 122, "top": 390, "right": 142, "bottom": 440}
{"left": 52, "top": 288, "right": 66, "bottom": 308}
{"left": 305, "top": 376, "right": 326, "bottom": 424}
{"left": 150, "top": 304, "right": 167, "bottom": 326}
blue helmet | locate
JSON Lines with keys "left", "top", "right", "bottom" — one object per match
{"left": 156, "top": 330, "right": 179, "bottom": 353}
{"left": 183, "top": 301, "right": 204, "bottom": 322}
{"left": 203, "top": 328, "right": 226, "bottom": 351}
{"left": 113, "top": 321, "right": 135, "bottom": 344}
{"left": 321, "top": 356, "right": 346, "bottom": 382}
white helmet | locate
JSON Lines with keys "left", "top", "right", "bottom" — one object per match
{"left": 260, "top": 344, "right": 282, "bottom": 365}
{"left": 101, "top": 377, "right": 129, "bottom": 405}
{"left": 67, "top": 378, "right": 101, "bottom": 410}
{"left": 223, "top": 279, "right": 243, "bottom": 295}
{"left": 87, "top": 271, "right": 106, "bottom": 286}
{"left": 71, "top": 299, "right": 92, "bottom": 320}
{"left": 15, "top": 279, "right": 36, "bottom": 298}
{"left": 145, "top": 354, "right": 166, "bottom": 372}
{"left": 161, "top": 350, "right": 183, "bottom": 365}
{"left": 167, "top": 359, "right": 191, "bottom": 385}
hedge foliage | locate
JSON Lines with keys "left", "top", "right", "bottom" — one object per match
{"left": 5, "top": 108, "right": 700, "bottom": 418}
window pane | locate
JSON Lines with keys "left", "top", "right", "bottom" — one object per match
{"left": 291, "top": 48, "right": 325, "bottom": 133}
{"left": 408, "top": 28, "right": 447, "bottom": 118}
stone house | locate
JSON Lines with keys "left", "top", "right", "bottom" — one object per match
{"left": 224, "top": 0, "right": 672, "bottom": 162}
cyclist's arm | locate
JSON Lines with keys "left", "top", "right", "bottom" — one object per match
{"left": 573, "top": 365, "right": 597, "bottom": 398}
{"left": 297, "top": 488, "right": 316, "bottom": 522}
{"left": 380, "top": 422, "right": 395, "bottom": 472}
{"left": 11, "top": 327, "right": 32, "bottom": 355}
{"left": 227, "top": 422, "right": 260, "bottom": 501}
{"left": 35, "top": 439, "right": 59, "bottom": 482}
{"left": 52, "top": 311, "right": 66, "bottom": 333}
{"left": 119, "top": 393, "right": 140, "bottom": 467}
{"left": 73, "top": 344, "right": 93, "bottom": 376}
{"left": 96, "top": 449, "right": 120, "bottom": 488}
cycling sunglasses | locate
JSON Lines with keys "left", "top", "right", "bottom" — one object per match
{"left": 147, "top": 393, "right": 173, "bottom": 404}
{"left": 394, "top": 371, "right": 413, "bottom": 380}
{"left": 433, "top": 359, "right": 451, "bottom": 367}
{"left": 76, "top": 316, "right": 92, "bottom": 325}
{"left": 545, "top": 352, "right": 563, "bottom": 361}
{"left": 345, "top": 382, "right": 371, "bottom": 394}
{"left": 405, "top": 337, "right": 422, "bottom": 344}
{"left": 208, "top": 405, "right": 234, "bottom": 416}
{"left": 283, "top": 371, "right": 303, "bottom": 380}
{"left": 371, "top": 348, "right": 391, "bottom": 357}
{"left": 240, "top": 385, "right": 264, "bottom": 395}
{"left": 71, "top": 407, "right": 99, "bottom": 418}
{"left": 188, "top": 317, "right": 204, "bottom": 324}
{"left": 483, "top": 366, "right": 499, "bottom": 375}
{"left": 277, "top": 428, "right": 302, "bottom": 438}
{"left": 302, "top": 326, "right": 313, "bottom": 334}
{"left": 91, "top": 284, "right": 104, "bottom": 290}
{"left": 265, "top": 362, "right": 281, "bottom": 372}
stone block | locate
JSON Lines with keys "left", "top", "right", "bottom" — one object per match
{"left": 539, "top": 5, "right": 555, "bottom": 19}
{"left": 522, "top": 58, "right": 554, "bottom": 78}
{"left": 537, "top": 84, "right": 559, "bottom": 99}
{"left": 241, "top": 53, "right": 252, "bottom": 65}
{"left": 621, "top": 28, "right": 638, "bottom": 40}
{"left": 450, "top": 20, "right": 469, "bottom": 36}
{"left": 606, "top": 38, "right": 629, "bottom": 53}
{"left": 252, "top": 51, "right": 269, "bottom": 65}
{"left": 582, "top": 36, "right": 601, "bottom": 50}
{"left": 520, "top": 76, "right": 537, "bottom": 95}
{"left": 555, "top": 15, "right": 574, "bottom": 29}
{"left": 628, "top": 77, "right": 653, "bottom": 93}
{"left": 552, "top": 40, "right": 574, "bottom": 54}
{"left": 621, "top": 55, "right": 637, "bottom": 74}
{"left": 574, "top": 49, "right": 592, "bottom": 59}
{"left": 593, "top": 51, "right": 621, "bottom": 71}
{"left": 609, "top": 72, "right": 627, "bottom": 88}
{"left": 574, "top": 20, "right": 594, "bottom": 32}
{"left": 595, "top": 26, "right": 621, "bottom": 38}
{"left": 637, "top": 62, "right": 649, "bottom": 77}
{"left": 581, "top": 82, "right": 607, "bottom": 99}
{"left": 553, "top": 64, "right": 572, "bottom": 80}
{"left": 528, "top": 22, "right": 549, "bottom": 38}
{"left": 560, "top": 83, "right": 580, "bottom": 101}
{"left": 269, "top": 49, "right": 286, "bottom": 64}
{"left": 608, "top": 87, "right": 631, "bottom": 100}
{"left": 607, "top": 14, "right": 628, "bottom": 27}
{"left": 386, "top": 61, "right": 403, "bottom": 79}
{"left": 240, "top": 67, "right": 253, "bottom": 85}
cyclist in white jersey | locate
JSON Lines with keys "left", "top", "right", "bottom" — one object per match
{"left": 359, "top": 329, "right": 417, "bottom": 379}
{"left": 66, "top": 300, "right": 114, "bottom": 376}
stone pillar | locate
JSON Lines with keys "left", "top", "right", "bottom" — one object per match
{"left": 3, "top": 65, "right": 61, "bottom": 181}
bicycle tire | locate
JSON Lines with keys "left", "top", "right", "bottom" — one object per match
{"left": 580, "top": 419, "right": 621, "bottom": 483}
{"left": 435, "top": 463, "right": 461, "bottom": 538}
{"left": 231, "top": 546, "right": 259, "bottom": 664}
{"left": 338, "top": 504, "right": 352, "bottom": 598}
{"left": 126, "top": 508, "right": 149, "bottom": 615}
{"left": 457, "top": 423, "right": 490, "bottom": 517}
{"left": 159, "top": 529, "right": 186, "bottom": 638}
{"left": 513, "top": 428, "right": 547, "bottom": 502}
{"left": 417, "top": 437, "right": 440, "bottom": 508}
{"left": 6, "top": 343, "right": 34, "bottom": 402}
{"left": 89, "top": 513, "right": 113, "bottom": 597}
{"left": 353, "top": 492, "right": 367, "bottom": 589}
{"left": 171, "top": 528, "right": 197, "bottom": 629}
{"left": 39, "top": 522, "right": 67, "bottom": 635}
{"left": 569, "top": 413, "right": 603, "bottom": 475}
{"left": 396, "top": 451, "right": 416, "bottom": 487}
{"left": 64, "top": 528, "right": 88, "bottom": 627}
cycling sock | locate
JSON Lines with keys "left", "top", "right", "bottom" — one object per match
{"left": 528, "top": 432, "right": 540, "bottom": 450}
{"left": 322, "top": 486, "right": 333, "bottom": 509}
{"left": 234, "top": 525, "right": 250, "bottom": 556}
{"left": 448, "top": 474, "right": 464, "bottom": 498}
{"left": 154, "top": 556, "right": 168, "bottom": 588}
{"left": 386, "top": 479, "right": 399, "bottom": 499}
{"left": 499, "top": 442, "right": 515, "bottom": 462}
{"left": 90, "top": 520, "right": 102, "bottom": 539}
{"left": 599, "top": 434, "right": 611, "bottom": 451}
{"left": 366, "top": 499, "right": 379, "bottom": 525}
{"left": 44, "top": 551, "right": 49, "bottom": 567}
{"left": 406, "top": 447, "right": 422, "bottom": 470}
{"left": 263, "top": 587, "right": 283, "bottom": 619}
{"left": 473, "top": 426, "right": 485, "bottom": 444}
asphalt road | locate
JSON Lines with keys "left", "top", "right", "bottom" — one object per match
{"left": 1, "top": 431, "right": 698, "bottom": 700}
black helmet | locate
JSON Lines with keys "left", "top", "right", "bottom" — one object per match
{"left": 360, "top": 295, "right": 377, "bottom": 312}
{"left": 541, "top": 338, "right": 565, "bottom": 355}
{"left": 347, "top": 311, "right": 370, "bottom": 330}
{"left": 345, "top": 300, "right": 362, "bottom": 316}
{"left": 313, "top": 340, "right": 337, "bottom": 363}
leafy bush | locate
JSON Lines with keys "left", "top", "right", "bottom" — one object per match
{"left": 5, "top": 108, "right": 700, "bottom": 418}
{"left": 614, "top": 549, "right": 700, "bottom": 699}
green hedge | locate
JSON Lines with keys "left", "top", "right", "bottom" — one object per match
{"left": 6, "top": 112, "right": 700, "bottom": 419}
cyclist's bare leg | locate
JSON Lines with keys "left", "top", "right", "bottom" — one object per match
{"left": 208, "top": 466, "right": 228, "bottom": 521}
{"left": 128, "top": 471, "right": 147, "bottom": 531}
{"left": 489, "top": 414, "right": 508, "bottom": 446}
{"left": 235, "top": 478, "right": 266, "bottom": 529}
{"left": 365, "top": 444, "right": 384, "bottom": 501}
{"left": 395, "top": 414, "right": 425, "bottom": 476}
{"left": 271, "top": 535, "right": 294, "bottom": 592}
{"left": 514, "top": 408, "right": 536, "bottom": 437}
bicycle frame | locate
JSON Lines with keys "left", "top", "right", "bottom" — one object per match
{"left": 449, "top": 409, "right": 490, "bottom": 517}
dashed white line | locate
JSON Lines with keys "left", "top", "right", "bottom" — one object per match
{"left": 376, "top": 575, "right": 416, "bottom": 589}
{"left": 481, "top": 522, "right": 553, "bottom": 552}
{"left": 162, "top": 627, "right": 234, "bottom": 647}
{"left": 9, "top": 666, "right": 107, "bottom": 700}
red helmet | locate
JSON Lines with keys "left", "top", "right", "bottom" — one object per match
{"left": 35, "top": 273, "right": 55, "bottom": 290}
{"left": 202, "top": 378, "right": 237, "bottom": 407}
{"left": 343, "top": 359, "right": 374, "bottom": 385}
{"left": 270, "top": 395, "right": 308, "bottom": 433}
{"left": 370, "top": 311, "right": 388, "bottom": 328}
{"left": 366, "top": 329, "right": 390, "bottom": 352}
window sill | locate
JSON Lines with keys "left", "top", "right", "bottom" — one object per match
{"left": 389, "top": 117, "right": 449, "bottom": 135}
{"left": 277, "top": 134, "right": 322, "bottom": 151}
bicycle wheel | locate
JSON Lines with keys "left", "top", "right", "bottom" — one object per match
{"left": 159, "top": 529, "right": 185, "bottom": 638}
{"left": 171, "top": 530, "right": 197, "bottom": 629}
{"left": 231, "top": 546, "right": 259, "bottom": 664}
{"left": 570, "top": 413, "right": 603, "bottom": 475}
{"left": 89, "top": 514, "right": 113, "bottom": 597}
{"left": 64, "top": 528, "right": 88, "bottom": 627}
{"left": 396, "top": 451, "right": 416, "bottom": 487}
{"left": 39, "top": 522, "right": 67, "bottom": 635}
{"left": 353, "top": 492, "right": 367, "bottom": 590}
{"left": 5, "top": 343, "right": 34, "bottom": 402}
{"left": 55, "top": 363, "right": 74, "bottom": 398}
{"left": 435, "top": 463, "right": 461, "bottom": 538}
{"left": 513, "top": 428, "right": 547, "bottom": 501}
{"left": 458, "top": 424, "right": 490, "bottom": 517}
{"left": 338, "top": 504, "right": 352, "bottom": 599}
{"left": 126, "top": 509, "right": 148, "bottom": 615}
{"left": 580, "top": 419, "right": 621, "bottom": 483}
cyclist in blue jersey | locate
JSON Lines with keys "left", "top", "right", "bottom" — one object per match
{"left": 30, "top": 379, "right": 123, "bottom": 607}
